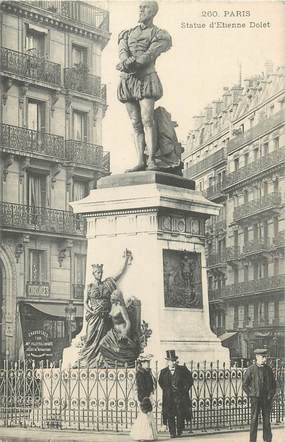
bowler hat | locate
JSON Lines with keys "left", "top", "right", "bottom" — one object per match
{"left": 165, "top": 350, "right": 178, "bottom": 361}
{"left": 254, "top": 348, "right": 268, "bottom": 355}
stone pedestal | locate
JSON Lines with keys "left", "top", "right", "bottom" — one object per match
{"left": 71, "top": 172, "right": 229, "bottom": 366}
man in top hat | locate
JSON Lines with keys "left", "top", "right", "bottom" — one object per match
{"left": 242, "top": 348, "right": 276, "bottom": 442}
{"left": 158, "top": 350, "right": 193, "bottom": 438}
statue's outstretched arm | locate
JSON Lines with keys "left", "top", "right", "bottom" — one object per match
{"left": 113, "top": 249, "right": 133, "bottom": 282}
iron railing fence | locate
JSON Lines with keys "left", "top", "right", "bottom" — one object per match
{"left": 0, "top": 46, "right": 61, "bottom": 87}
{"left": 0, "top": 360, "right": 283, "bottom": 433}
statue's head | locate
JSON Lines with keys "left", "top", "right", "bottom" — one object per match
{"left": 139, "top": 1, "right": 159, "bottom": 23}
{"left": 111, "top": 289, "right": 125, "bottom": 305}
{"left": 92, "top": 264, "right": 103, "bottom": 280}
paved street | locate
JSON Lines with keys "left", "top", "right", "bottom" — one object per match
{"left": 0, "top": 426, "right": 284, "bottom": 442}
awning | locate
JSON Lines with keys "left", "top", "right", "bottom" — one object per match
{"left": 219, "top": 332, "right": 238, "bottom": 342}
{"left": 24, "top": 302, "right": 83, "bottom": 318}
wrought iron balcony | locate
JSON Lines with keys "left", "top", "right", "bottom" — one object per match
{"left": 273, "top": 231, "right": 285, "bottom": 248}
{"left": 0, "top": 123, "right": 65, "bottom": 160}
{"left": 26, "top": 281, "right": 50, "bottom": 297}
{"left": 73, "top": 284, "right": 85, "bottom": 300}
{"left": 184, "top": 148, "right": 225, "bottom": 179}
{"left": 205, "top": 182, "right": 225, "bottom": 200}
{"left": 64, "top": 67, "right": 105, "bottom": 100}
{"left": 207, "top": 253, "right": 226, "bottom": 268}
{"left": 31, "top": 1, "right": 109, "bottom": 32}
{"left": 65, "top": 140, "right": 104, "bottom": 168}
{"left": 226, "top": 246, "right": 241, "bottom": 262}
{"left": 233, "top": 192, "right": 282, "bottom": 222}
{"left": 227, "top": 109, "right": 285, "bottom": 154}
{"left": 242, "top": 239, "right": 272, "bottom": 257}
{"left": 1, "top": 47, "right": 61, "bottom": 87}
{"left": 223, "top": 274, "right": 285, "bottom": 298}
{"left": 223, "top": 146, "right": 285, "bottom": 189}
{"left": 0, "top": 202, "right": 86, "bottom": 236}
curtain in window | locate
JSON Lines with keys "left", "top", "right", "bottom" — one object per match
{"left": 28, "top": 174, "right": 46, "bottom": 207}
{"left": 74, "top": 255, "right": 86, "bottom": 285}
{"left": 29, "top": 250, "right": 47, "bottom": 282}
{"left": 73, "top": 181, "right": 87, "bottom": 201}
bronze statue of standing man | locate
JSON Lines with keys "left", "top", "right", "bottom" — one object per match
{"left": 116, "top": 1, "right": 172, "bottom": 172}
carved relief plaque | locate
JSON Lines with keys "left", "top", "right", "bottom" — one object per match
{"left": 163, "top": 250, "right": 203, "bottom": 308}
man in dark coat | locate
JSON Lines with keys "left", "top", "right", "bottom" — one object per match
{"left": 242, "top": 348, "right": 276, "bottom": 442}
{"left": 158, "top": 350, "right": 193, "bottom": 438}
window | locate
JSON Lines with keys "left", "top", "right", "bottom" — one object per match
{"left": 244, "top": 152, "right": 249, "bottom": 166}
{"left": 74, "top": 254, "right": 86, "bottom": 285}
{"left": 244, "top": 189, "right": 249, "bottom": 203}
{"left": 268, "top": 302, "right": 275, "bottom": 324}
{"left": 273, "top": 178, "right": 279, "bottom": 193}
{"left": 263, "top": 220, "right": 268, "bottom": 241}
{"left": 244, "top": 265, "right": 249, "bottom": 282}
{"left": 269, "top": 104, "right": 274, "bottom": 115}
{"left": 244, "top": 226, "right": 248, "bottom": 245}
{"left": 234, "top": 230, "right": 239, "bottom": 249}
{"left": 27, "top": 99, "right": 46, "bottom": 133}
{"left": 262, "top": 261, "right": 268, "bottom": 278}
{"left": 29, "top": 249, "right": 48, "bottom": 282}
{"left": 273, "top": 258, "right": 279, "bottom": 276}
{"left": 263, "top": 142, "right": 269, "bottom": 156}
{"left": 263, "top": 181, "right": 268, "bottom": 195}
{"left": 43, "top": 319, "right": 65, "bottom": 339}
{"left": 73, "top": 110, "right": 87, "bottom": 141}
{"left": 234, "top": 157, "right": 239, "bottom": 171}
{"left": 249, "top": 117, "right": 254, "bottom": 129}
{"left": 73, "top": 180, "right": 88, "bottom": 201}
{"left": 72, "top": 44, "right": 87, "bottom": 67}
{"left": 27, "top": 173, "right": 47, "bottom": 207}
{"left": 273, "top": 217, "right": 279, "bottom": 237}
{"left": 253, "top": 147, "right": 259, "bottom": 160}
{"left": 26, "top": 27, "right": 45, "bottom": 57}
{"left": 234, "top": 267, "right": 239, "bottom": 285}
{"left": 273, "top": 137, "right": 279, "bottom": 150}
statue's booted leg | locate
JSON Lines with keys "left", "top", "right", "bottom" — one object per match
{"left": 125, "top": 101, "right": 146, "bottom": 172}
{"left": 140, "top": 98, "right": 159, "bottom": 171}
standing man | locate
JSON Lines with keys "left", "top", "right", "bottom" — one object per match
{"left": 158, "top": 350, "right": 193, "bottom": 438}
{"left": 116, "top": 1, "right": 172, "bottom": 172}
{"left": 242, "top": 349, "right": 276, "bottom": 442}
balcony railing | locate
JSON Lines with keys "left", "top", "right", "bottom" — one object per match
{"left": 64, "top": 67, "right": 105, "bottom": 99}
{"left": 208, "top": 288, "right": 223, "bottom": 301}
{"left": 223, "top": 146, "right": 285, "bottom": 189}
{"left": 227, "top": 109, "right": 285, "bottom": 154}
{"left": 26, "top": 281, "right": 50, "bottom": 297}
{"left": 0, "top": 123, "right": 65, "bottom": 160}
{"left": 233, "top": 192, "right": 282, "bottom": 222}
{"left": 31, "top": 1, "right": 109, "bottom": 32}
{"left": 65, "top": 140, "right": 103, "bottom": 167}
{"left": 205, "top": 182, "right": 225, "bottom": 200}
{"left": 273, "top": 231, "right": 285, "bottom": 248}
{"left": 242, "top": 239, "right": 272, "bottom": 256}
{"left": 1, "top": 47, "right": 61, "bottom": 87}
{"left": 207, "top": 253, "right": 226, "bottom": 267}
{"left": 226, "top": 246, "right": 240, "bottom": 261}
{"left": 0, "top": 124, "right": 109, "bottom": 170}
{"left": 184, "top": 148, "right": 225, "bottom": 179}
{"left": 73, "top": 284, "right": 85, "bottom": 300}
{"left": 223, "top": 274, "right": 285, "bottom": 298}
{"left": 0, "top": 202, "right": 86, "bottom": 236}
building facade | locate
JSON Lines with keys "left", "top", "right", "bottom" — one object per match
{"left": 0, "top": 0, "right": 110, "bottom": 362}
{"left": 184, "top": 63, "right": 285, "bottom": 361}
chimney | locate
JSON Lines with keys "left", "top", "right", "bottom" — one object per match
{"left": 265, "top": 60, "right": 273, "bottom": 77}
{"left": 192, "top": 115, "right": 205, "bottom": 130}
{"left": 205, "top": 106, "right": 213, "bottom": 121}
{"left": 231, "top": 85, "right": 243, "bottom": 104}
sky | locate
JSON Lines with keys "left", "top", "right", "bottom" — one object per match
{"left": 98, "top": 0, "right": 285, "bottom": 173}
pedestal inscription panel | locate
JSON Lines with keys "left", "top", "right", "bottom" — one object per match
{"left": 163, "top": 250, "right": 203, "bottom": 309}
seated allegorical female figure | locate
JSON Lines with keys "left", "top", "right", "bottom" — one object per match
{"left": 97, "top": 289, "right": 140, "bottom": 367}
{"left": 79, "top": 250, "right": 133, "bottom": 368}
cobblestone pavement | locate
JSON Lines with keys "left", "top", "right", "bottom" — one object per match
{"left": 0, "top": 426, "right": 284, "bottom": 442}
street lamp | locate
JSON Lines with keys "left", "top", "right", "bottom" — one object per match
{"left": 65, "top": 301, "right": 76, "bottom": 346}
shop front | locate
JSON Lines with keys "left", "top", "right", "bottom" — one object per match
{"left": 19, "top": 302, "right": 83, "bottom": 365}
